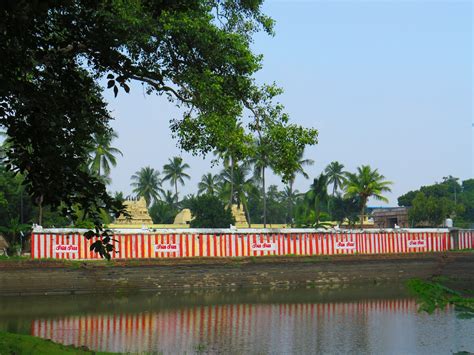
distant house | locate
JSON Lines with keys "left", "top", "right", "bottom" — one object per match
{"left": 371, "top": 207, "right": 409, "bottom": 228}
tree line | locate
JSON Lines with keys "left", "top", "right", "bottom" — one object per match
{"left": 126, "top": 153, "right": 393, "bottom": 229}
{"left": 398, "top": 176, "right": 474, "bottom": 228}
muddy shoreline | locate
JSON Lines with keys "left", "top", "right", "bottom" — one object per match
{"left": 1, "top": 252, "right": 473, "bottom": 296}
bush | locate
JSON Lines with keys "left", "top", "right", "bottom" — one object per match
{"left": 189, "top": 195, "right": 235, "bottom": 228}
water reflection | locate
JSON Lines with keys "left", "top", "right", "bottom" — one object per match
{"left": 1, "top": 287, "right": 473, "bottom": 354}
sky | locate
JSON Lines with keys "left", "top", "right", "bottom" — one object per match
{"left": 104, "top": 0, "right": 473, "bottom": 206}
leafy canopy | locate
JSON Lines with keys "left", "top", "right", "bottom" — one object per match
{"left": 0, "top": 0, "right": 273, "bottom": 226}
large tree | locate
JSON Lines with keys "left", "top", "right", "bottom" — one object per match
{"left": 246, "top": 84, "right": 318, "bottom": 227}
{"left": 162, "top": 157, "right": 191, "bottom": 204}
{"left": 344, "top": 165, "right": 392, "bottom": 227}
{"left": 0, "top": 1, "right": 318, "bottom": 257}
{"left": 0, "top": 1, "right": 272, "bottom": 232}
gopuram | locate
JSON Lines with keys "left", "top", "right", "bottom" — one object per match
{"left": 114, "top": 197, "right": 153, "bottom": 225}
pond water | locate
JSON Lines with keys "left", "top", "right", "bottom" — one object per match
{"left": 1, "top": 285, "right": 473, "bottom": 354}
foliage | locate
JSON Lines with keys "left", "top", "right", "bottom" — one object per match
{"left": 0, "top": 0, "right": 276, "bottom": 257}
{"left": 407, "top": 278, "right": 474, "bottom": 319}
{"left": 408, "top": 192, "right": 463, "bottom": 227}
{"left": 188, "top": 195, "right": 235, "bottom": 228}
{"left": 399, "top": 178, "right": 474, "bottom": 228}
{"left": 162, "top": 157, "right": 191, "bottom": 203}
{"left": 245, "top": 84, "right": 318, "bottom": 183}
{"left": 149, "top": 200, "right": 177, "bottom": 224}
{"left": 88, "top": 131, "right": 122, "bottom": 178}
{"left": 197, "top": 173, "right": 221, "bottom": 196}
{"left": 131, "top": 166, "right": 163, "bottom": 206}
{"left": 328, "top": 195, "right": 360, "bottom": 226}
{"left": 295, "top": 174, "right": 330, "bottom": 227}
{"left": 344, "top": 165, "right": 392, "bottom": 226}
{"left": 325, "top": 161, "right": 346, "bottom": 196}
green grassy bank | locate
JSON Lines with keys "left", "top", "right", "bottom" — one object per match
{"left": 0, "top": 332, "right": 113, "bottom": 354}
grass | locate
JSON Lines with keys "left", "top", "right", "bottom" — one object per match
{"left": 0, "top": 332, "right": 114, "bottom": 354}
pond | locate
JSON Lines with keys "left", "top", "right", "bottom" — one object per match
{"left": 1, "top": 285, "right": 473, "bottom": 354}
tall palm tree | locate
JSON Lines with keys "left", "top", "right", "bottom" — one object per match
{"left": 306, "top": 173, "right": 329, "bottom": 226}
{"left": 281, "top": 185, "right": 301, "bottom": 224}
{"left": 130, "top": 166, "right": 163, "bottom": 206}
{"left": 162, "top": 156, "right": 191, "bottom": 204}
{"left": 198, "top": 173, "right": 220, "bottom": 196}
{"left": 344, "top": 165, "right": 393, "bottom": 227}
{"left": 213, "top": 122, "right": 246, "bottom": 207}
{"left": 287, "top": 151, "right": 314, "bottom": 222}
{"left": 161, "top": 190, "right": 177, "bottom": 206}
{"left": 248, "top": 140, "right": 271, "bottom": 227}
{"left": 88, "top": 131, "right": 122, "bottom": 178}
{"left": 325, "top": 161, "right": 346, "bottom": 196}
{"left": 220, "top": 163, "right": 255, "bottom": 226}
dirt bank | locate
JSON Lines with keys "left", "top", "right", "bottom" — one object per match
{"left": 0, "top": 252, "right": 473, "bottom": 296}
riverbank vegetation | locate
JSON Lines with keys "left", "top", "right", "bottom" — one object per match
{"left": 0, "top": 332, "right": 113, "bottom": 354}
{"left": 408, "top": 277, "right": 474, "bottom": 319}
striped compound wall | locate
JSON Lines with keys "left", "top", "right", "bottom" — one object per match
{"left": 30, "top": 229, "right": 474, "bottom": 260}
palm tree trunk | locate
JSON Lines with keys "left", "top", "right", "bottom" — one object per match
{"left": 262, "top": 166, "right": 266, "bottom": 228}
{"left": 288, "top": 180, "right": 294, "bottom": 225}
{"left": 243, "top": 200, "right": 251, "bottom": 228}
{"left": 360, "top": 197, "right": 366, "bottom": 228}
{"left": 229, "top": 156, "right": 234, "bottom": 207}
{"left": 174, "top": 180, "right": 178, "bottom": 205}
{"left": 37, "top": 194, "right": 43, "bottom": 226}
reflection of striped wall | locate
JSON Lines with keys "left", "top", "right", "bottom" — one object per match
{"left": 30, "top": 230, "right": 474, "bottom": 259}
{"left": 31, "top": 299, "right": 424, "bottom": 353}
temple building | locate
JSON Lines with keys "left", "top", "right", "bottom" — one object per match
{"left": 114, "top": 197, "right": 153, "bottom": 225}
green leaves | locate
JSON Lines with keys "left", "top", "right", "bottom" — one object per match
{"left": 86, "top": 228, "right": 115, "bottom": 260}
{"left": 407, "top": 278, "right": 474, "bottom": 319}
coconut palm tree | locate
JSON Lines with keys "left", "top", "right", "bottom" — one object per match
{"left": 287, "top": 151, "right": 314, "bottom": 222}
{"left": 162, "top": 157, "right": 191, "bottom": 204}
{"left": 220, "top": 163, "right": 255, "bottom": 226}
{"left": 306, "top": 173, "right": 329, "bottom": 226}
{"left": 281, "top": 185, "right": 301, "bottom": 224}
{"left": 198, "top": 173, "right": 220, "bottom": 196}
{"left": 130, "top": 166, "right": 163, "bottom": 206}
{"left": 161, "top": 190, "right": 177, "bottom": 206}
{"left": 325, "top": 161, "right": 346, "bottom": 196}
{"left": 344, "top": 165, "right": 393, "bottom": 227}
{"left": 248, "top": 140, "right": 271, "bottom": 226}
{"left": 88, "top": 131, "right": 122, "bottom": 178}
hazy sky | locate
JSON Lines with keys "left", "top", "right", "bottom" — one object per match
{"left": 104, "top": 0, "right": 473, "bottom": 206}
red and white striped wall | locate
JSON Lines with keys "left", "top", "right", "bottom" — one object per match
{"left": 458, "top": 230, "right": 474, "bottom": 250}
{"left": 30, "top": 228, "right": 473, "bottom": 260}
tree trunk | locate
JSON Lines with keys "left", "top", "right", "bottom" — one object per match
{"left": 288, "top": 180, "right": 294, "bottom": 225}
{"left": 262, "top": 166, "right": 266, "bottom": 228}
{"left": 360, "top": 197, "right": 366, "bottom": 228}
{"left": 37, "top": 194, "right": 43, "bottom": 226}
{"left": 229, "top": 156, "right": 234, "bottom": 207}
{"left": 174, "top": 180, "right": 178, "bottom": 205}
{"left": 243, "top": 200, "right": 251, "bottom": 228}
